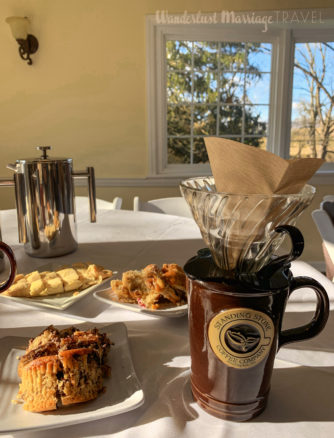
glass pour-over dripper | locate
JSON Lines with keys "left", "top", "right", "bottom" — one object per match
{"left": 180, "top": 177, "right": 315, "bottom": 279}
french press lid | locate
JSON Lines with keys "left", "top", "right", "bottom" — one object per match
{"left": 13, "top": 146, "right": 72, "bottom": 165}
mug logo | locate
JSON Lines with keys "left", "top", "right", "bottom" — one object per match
{"left": 208, "top": 308, "right": 274, "bottom": 369}
{"left": 225, "top": 325, "right": 260, "bottom": 353}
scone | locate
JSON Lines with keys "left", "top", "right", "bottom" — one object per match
{"left": 16, "top": 326, "right": 111, "bottom": 412}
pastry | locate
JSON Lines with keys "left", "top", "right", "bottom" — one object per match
{"left": 16, "top": 326, "right": 111, "bottom": 412}
{"left": 5, "top": 277, "right": 30, "bottom": 297}
{"left": 56, "top": 268, "right": 82, "bottom": 292}
{"left": 40, "top": 271, "right": 64, "bottom": 295}
{"left": 26, "top": 271, "right": 46, "bottom": 296}
{"left": 2, "top": 263, "right": 113, "bottom": 298}
{"left": 110, "top": 263, "right": 187, "bottom": 309}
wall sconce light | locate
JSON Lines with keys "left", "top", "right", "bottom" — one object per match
{"left": 5, "top": 16, "right": 38, "bottom": 65}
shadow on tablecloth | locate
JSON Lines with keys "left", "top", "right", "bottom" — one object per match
{"left": 256, "top": 363, "right": 334, "bottom": 423}
{"left": 3, "top": 313, "right": 334, "bottom": 438}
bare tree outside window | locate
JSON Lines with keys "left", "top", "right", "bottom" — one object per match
{"left": 290, "top": 42, "right": 334, "bottom": 162}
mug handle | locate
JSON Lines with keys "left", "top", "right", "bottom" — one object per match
{"left": 278, "top": 276, "right": 330, "bottom": 349}
{"left": 0, "top": 242, "right": 16, "bottom": 292}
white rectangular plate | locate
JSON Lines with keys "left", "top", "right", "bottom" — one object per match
{"left": 0, "top": 322, "right": 144, "bottom": 434}
{"left": 94, "top": 287, "right": 188, "bottom": 318}
{"left": 0, "top": 263, "right": 114, "bottom": 311}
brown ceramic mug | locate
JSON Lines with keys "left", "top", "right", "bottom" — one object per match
{"left": 0, "top": 241, "right": 16, "bottom": 292}
{"left": 184, "top": 227, "right": 330, "bottom": 422}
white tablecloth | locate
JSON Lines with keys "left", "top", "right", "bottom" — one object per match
{"left": 0, "top": 209, "right": 334, "bottom": 438}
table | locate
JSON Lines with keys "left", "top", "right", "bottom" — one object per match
{"left": 0, "top": 208, "right": 334, "bottom": 438}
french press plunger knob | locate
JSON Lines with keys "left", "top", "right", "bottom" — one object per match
{"left": 37, "top": 146, "right": 51, "bottom": 159}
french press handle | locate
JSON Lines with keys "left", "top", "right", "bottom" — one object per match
{"left": 72, "top": 167, "right": 97, "bottom": 222}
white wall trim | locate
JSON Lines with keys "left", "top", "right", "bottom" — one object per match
{"left": 310, "top": 170, "right": 334, "bottom": 185}
{"left": 74, "top": 172, "right": 333, "bottom": 188}
{"left": 146, "top": 16, "right": 158, "bottom": 176}
{"left": 74, "top": 177, "right": 186, "bottom": 187}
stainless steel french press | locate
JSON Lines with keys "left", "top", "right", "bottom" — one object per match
{"left": 0, "top": 146, "right": 96, "bottom": 257}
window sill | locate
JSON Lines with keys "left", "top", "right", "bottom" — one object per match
{"left": 73, "top": 170, "right": 333, "bottom": 188}
{"left": 309, "top": 170, "right": 334, "bottom": 185}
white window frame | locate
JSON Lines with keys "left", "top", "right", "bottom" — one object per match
{"left": 146, "top": 10, "right": 334, "bottom": 183}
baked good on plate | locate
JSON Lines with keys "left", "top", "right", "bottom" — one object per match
{"left": 110, "top": 263, "right": 187, "bottom": 309}
{"left": 2, "top": 263, "right": 112, "bottom": 298}
{"left": 16, "top": 326, "right": 111, "bottom": 412}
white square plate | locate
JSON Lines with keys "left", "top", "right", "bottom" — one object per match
{"left": 0, "top": 263, "right": 114, "bottom": 311}
{"left": 94, "top": 287, "right": 188, "bottom": 318}
{"left": 0, "top": 322, "right": 144, "bottom": 434}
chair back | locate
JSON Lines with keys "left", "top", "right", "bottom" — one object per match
{"left": 76, "top": 196, "right": 122, "bottom": 212}
{"left": 312, "top": 196, "right": 334, "bottom": 280}
{"left": 133, "top": 196, "right": 192, "bottom": 218}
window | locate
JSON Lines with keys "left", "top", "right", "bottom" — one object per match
{"left": 290, "top": 42, "right": 334, "bottom": 162}
{"left": 147, "top": 11, "right": 334, "bottom": 181}
{"left": 166, "top": 41, "right": 272, "bottom": 165}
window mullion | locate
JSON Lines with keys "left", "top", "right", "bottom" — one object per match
{"left": 216, "top": 42, "right": 221, "bottom": 137}
{"left": 190, "top": 42, "right": 195, "bottom": 165}
{"left": 242, "top": 44, "right": 247, "bottom": 144}
{"left": 269, "top": 29, "right": 294, "bottom": 158}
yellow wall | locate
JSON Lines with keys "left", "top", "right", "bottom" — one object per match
{"left": 0, "top": 0, "right": 333, "bottom": 263}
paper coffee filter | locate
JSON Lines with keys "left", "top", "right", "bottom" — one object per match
{"left": 180, "top": 139, "right": 322, "bottom": 277}
{"left": 205, "top": 138, "right": 323, "bottom": 195}
{"left": 204, "top": 137, "right": 323, "bottom": 244}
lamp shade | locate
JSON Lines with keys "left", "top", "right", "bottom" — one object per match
{"left": 5, "top": 16, "right": 29, "bottom": 39}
